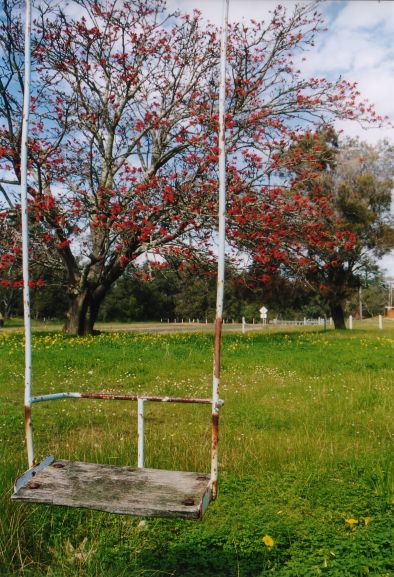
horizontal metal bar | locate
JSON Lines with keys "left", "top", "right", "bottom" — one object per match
{"left": 31, "top": 392, "right": 224, "bottom": 406}
{"left": 31, "top": 393, "right": 81, "bottom": 403}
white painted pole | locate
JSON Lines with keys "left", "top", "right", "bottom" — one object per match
{"left": 379, "top": 314, "right": 383, "bottom": 330}
{"left": 349, "top": 315, "right": 353, "bottom": 330}
{"left": 137, "top": 399, "right": 145, "bottom": 468}
{"left": 21, "top": 0, "right": 34, "bottom": 469}
{"left": 242, "top": 316, "right": 246, "bottom": 334}
{"left": 211, "top": 0, "right": 229, "bottom": 501}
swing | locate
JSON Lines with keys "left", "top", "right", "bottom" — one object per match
{"left": 12, "top": 0, "right": 230, "bottom": 520}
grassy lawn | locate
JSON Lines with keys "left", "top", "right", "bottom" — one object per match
{"left": 0, "top": 326, "right": 393, "bottom": 576}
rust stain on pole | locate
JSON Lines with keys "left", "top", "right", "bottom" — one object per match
{"left": 212, "top": 413, "right": 219, "bottom": 450}
{"left": 24, "top": 405, "right": 31, "bottom": 430}
{"left": 24, "top": 405, "right": 35, "bottom": 466}
{"left": 211, "top": 410, "right": 220, "bottom": 500}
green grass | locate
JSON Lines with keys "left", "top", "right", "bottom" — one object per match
{"left": 0, "top": 327, "right": 393, "bottom": 576}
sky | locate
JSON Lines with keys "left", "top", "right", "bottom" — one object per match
{"left": 167, "top": 0, "right": 394, "bottom": 275}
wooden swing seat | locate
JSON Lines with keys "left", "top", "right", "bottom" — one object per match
{"left": 12, "top": 456, "right": 212, "bottom": 520}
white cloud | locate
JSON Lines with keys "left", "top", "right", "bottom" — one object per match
{"left": 301, "top": 32, "right": 389, "bottom": 75}
{"left": 379, "top": 253, "right": 394, "bottom": 278}
{"left": 333, "top": 0, "right": 394, "bottom": 32}
{"left": 298, "top": 1, "right": 394, "bottom": 144}
{"left": 166, "top": 0, "right": 303, "bottom": 25}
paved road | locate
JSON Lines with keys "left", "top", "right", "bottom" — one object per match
{"left": 96, "top": 322, "right": 266, "bottom": 334}
{"left": 0, "top": 321, "right": 267, "bottom": 334}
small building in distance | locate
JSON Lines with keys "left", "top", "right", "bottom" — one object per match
{"left": 384, "top": 306, "right": 394, "bottom": 318}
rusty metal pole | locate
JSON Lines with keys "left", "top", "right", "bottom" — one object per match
{"left": 21, "top": 0, "right": 34, "bottom": 469}
{"left": 211, "top": 0, "right": 229, "bottom": 500}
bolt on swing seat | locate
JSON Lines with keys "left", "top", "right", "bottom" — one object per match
{"left": 13, "top": 0, "right": 229, "bottom": 520}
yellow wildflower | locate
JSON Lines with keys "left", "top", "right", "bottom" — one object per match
{"left": 262, "top": 535, "right": 274, "bottom": 548}
{"left": 363, "top": 517, "right": 372, "bottom": 526}
{"left": 345, "top": 518, "right": 358, "bottom": 526}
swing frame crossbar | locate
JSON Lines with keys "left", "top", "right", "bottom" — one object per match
{"left": 25, "top": 392, "right": 224, "bottom": 470}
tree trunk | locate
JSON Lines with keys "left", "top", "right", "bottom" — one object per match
{"left": 2, "top": 291, "right": 16, "bottom": 319}
{"left": 63, "top": 290, "right": 104, "bottom": 336}
{"left": 329, "top": 302, "right": 346, "bottom": 329}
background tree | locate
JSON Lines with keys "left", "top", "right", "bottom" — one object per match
{"left": 348, "top": 272, "right": 389, "bottom": 319}
{"left": 298, "top": 135, "right": 394, "bottom": 328}
{"left": 0, "top": 0, "right": 381, "bottom": 334}
{"left": 239, "top": 131, "right": 394, "bottom": 328}
{"left": 97, "top": 265, "right": 329, "bottom": 324}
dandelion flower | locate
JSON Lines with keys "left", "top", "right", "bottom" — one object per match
{"left": 345, "top": 518, "right": 358, "bottom": 526}
{"left": 363, "top": 517, "right": 372, "bottom": 526}
{"left": 262, "top": 535, "right": 274, "bottom": 548}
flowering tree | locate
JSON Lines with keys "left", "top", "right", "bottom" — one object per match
{"left": 0, "top": 0, "right": 381, "bottom": 334}
{"left": 236, "top": 131, "right": 394, "bottom": 328}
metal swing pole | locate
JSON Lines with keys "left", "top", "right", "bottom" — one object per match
{"left": 211, "top": 0, "right": 229, "bottom": 500}
{"left": 21, "top": 0, "right": 34, "bottom": 469}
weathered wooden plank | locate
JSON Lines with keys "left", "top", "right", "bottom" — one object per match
{"left": 12, "top": 459, "right": 212, "bottom": 520}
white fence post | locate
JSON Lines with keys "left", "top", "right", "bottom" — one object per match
{"left": 379, "top": 314, "right": 383, "bottom": 330}
{"left": 242, "top": 316, "right": 246, "bottom": 334}
{"left": 349, "top": 315, "right": 353, "bottom": 330}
